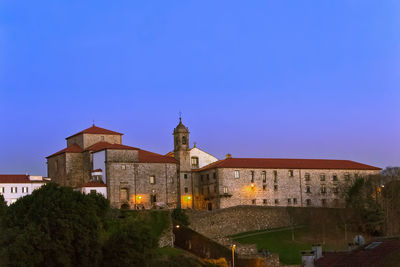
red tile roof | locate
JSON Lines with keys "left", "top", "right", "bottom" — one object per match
{"left": 316, "top": 239, "right": 400, "bottom": 267}
{"left": 86, "top": 142, "right": 177, "bottom": 164}
{"left": 85, "top": 142, "right": 139, "bottom": 152}
{"left": 195, "top": 158, "right": 381, "bottom": 171}
{"left": 47, "top": 144, "right": 83, "bottom": 158}
{"left": 81, "top": 181, "right": 107, "bottom": 187}
{"left": 139, "top": 149, "right": 178, "bottom": 164}
{"left": 0, "top": 175, "right": 30, "bottom": 183}
{"left": 92, "top": 169, "right": 102, "bottom": 172}
{"left": 66, "top": 125, "right": 123, "bottom": 139}
{"left": 165, "top": 151, "right": 175, "bottom": 158}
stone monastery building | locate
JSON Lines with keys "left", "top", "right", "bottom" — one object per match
{"left": 47, "top": 119, "right": 381, "bottom": 210}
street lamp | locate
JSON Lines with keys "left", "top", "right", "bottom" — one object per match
{"left": 231, "top": 244, "right": 236, "bottom": 267}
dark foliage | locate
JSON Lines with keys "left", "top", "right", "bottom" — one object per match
{"left": 172, "top": 208, "right": 190, "bottom": 226}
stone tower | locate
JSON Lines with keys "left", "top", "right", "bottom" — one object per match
{"left": 173, "top": 117, "right": 192, "bottom": 208}
{"left": 174, "top": 117, "right": 191, "bottom": 171}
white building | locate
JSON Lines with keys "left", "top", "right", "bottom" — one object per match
{"left": 77, "top": 169, "right": 107, "bottom": 198}
{"left": 0, "top": 174, "right": 48, "bottom": 205}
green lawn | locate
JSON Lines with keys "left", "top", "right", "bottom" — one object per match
{"left": 233, "top": 227, "right": 349, "bottom": 265}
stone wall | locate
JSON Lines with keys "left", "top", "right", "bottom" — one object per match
{"left": 195, "top": 168, "right": 380, "bottom": 210}
{"left": 67, "top": 133, "right": 122, "bottom": 149}
{"left": 187, "top": 206, "right": 292, "bottom": 238}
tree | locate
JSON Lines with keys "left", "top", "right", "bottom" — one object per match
{"left": 102, "top": 218, "right": 158, "bottom": 267}
{"left": 0, "top": 183, "right": 109, "bottom": 267}
{"left": 0, "top": 194, "right": 6, "bottom": 218}
{"left": 171, "top": 208, "right": 190, "bottom": 226}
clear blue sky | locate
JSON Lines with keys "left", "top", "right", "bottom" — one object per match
{"left": 1, "top": 1, "right": 399, "bottom": 176}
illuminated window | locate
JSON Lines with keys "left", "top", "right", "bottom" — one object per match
{"left": 321, "top": 185, "right": 326, "bottom": 194}
{"left": 305, "top": 173, "right": 310, "bottom": 181}
{"left": 234, "top": 170, "right": 240, "bottom": 179}
{"left": 150, "top": 175, "right": 156, "bottom": 184}
{"left": 121, "top": 165, "right": 126, "bottom": 170}
{"left": 223, "top": 187, "right": 228, "bottom": 194}
{"left": 262, "top": 171, "right": 266, "bottom": 183}
{"left": 288, "top": 170, "right": 294, "bottom": 177}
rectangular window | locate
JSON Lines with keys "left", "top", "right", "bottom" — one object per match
{"left": 306, "top": 186, "right": 311, "bottom": 193}
{"left": 306, "top": 199, "right": 311, "bottom": 206}
{"left": 320, "top": 174, "right": 326, "bottom": 181}
{"left": 344, "top": 173, "right": 350, "bottom": 181}
{"left": 274, "top": 185, "right": 278, "bottom": 191}
{"left": 288, "top": 170, "right": 294, "bottom": 177}
{"left": 263, "top": 199, "right": 267, "bottom": 204}
{"left": 262, "top": 171, "right": 266, "bottom": 183}
{"left": 251, "top": 199, "right": 256, "bottom": 205}
{"left": 0, "top": 187, "right": 4, "bottom": 194}
{"left": 206, "top": 174, "right": 210, "bottom": 181}
{"left": 273, "top": 170, "right": 278, "bottom": 183}
{"left": 234, "top": 170, "right": 240, "bottom": 179}
{"left": 184, "top": 187, "right": 188, "bottom": 193}
{"left": 184, "top": 174, "right": 188, "bottom": 179}
{"left": 213, "top": 172, "right": 217, "bottom": 179}
{"left": 287, "top": 198, "right": 291, "bottom": 205}
{"left": 191, "top": 157, "right": 199, "bottom": 168}
{"left": 274, "top": 199, "right": 279, "bottom": 205}
{"left": 263, "top": 185, "right": 267, "bottom": 191}
{"left": 22, "top": 187, "right": 28, "bottom": 193}
{"left": 250, "top": 171, "right": 255, "bottom": 183}
{"left": 305, "top": 173, "right": 310, "bottom": 181}
{"left": 90, "top": 189, "right": 96, "bottom": 194}
{"left": 333, "top": 187, "right": 339, "bottom": 194}
{"left": 293, "top": 198, "right": 297, "bottom": 205}
{"left": 11, "top": 187, "right": 17, "bottom": 193}
{"left": 121, "top": 165, "right": 126, "bottom": 170}
{"left": 223, "top": 186, "right": 228, "bottom": 194}
{"left": 149, "top": 175, "right": 156, "bottom": 184}
{"left": 321, "top": 185, "right": 326, "bottom": 194}
{"left": 332, "top": 174, "right": 338, "bottom": 181}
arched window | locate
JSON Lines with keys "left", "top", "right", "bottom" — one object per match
{"left": 120, "top": 188, "right": 129, "bottom": 202}
{"left": 175, "top": 137, "right": 179, "bottom": 145}
{"left": 182, "top": 136, "right": 187, "bottom": 145}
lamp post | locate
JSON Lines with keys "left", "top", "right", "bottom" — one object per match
{"left": 232, "top": 244, "right": 236, "bottom": 267}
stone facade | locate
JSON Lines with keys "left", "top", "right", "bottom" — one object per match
{"left": 195, "top": 167, "right": 379, "bottom": 210}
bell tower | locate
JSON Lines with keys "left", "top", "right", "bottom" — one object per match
{"left": 173, "top": 117, "right": 191, "bottom": 172}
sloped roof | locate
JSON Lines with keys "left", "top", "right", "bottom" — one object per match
{"left": 47, "top": 144, "right": 83, "bottom": 158}
{"left": 85, "top": 142, "right": 139, "bottom": 152}
{"left": 195, "top": 158, "right": 381, "bottom": 171}
{"left": 88, "top": 142, "right": 177, "bottom": 164}
{"left": 0, "top": 175, "right": 30, "bottom": 183}
{"left": 165, "top": 151, "right": 175, "bottom": 158}
{"left": 81, "top": 181, "right": 107, "bottom": 188}
{"left": 66, "top": 125, "right": 123, "bottom": 139}
{"left": 139, "top": 149, "right": 178, "bottom": 164}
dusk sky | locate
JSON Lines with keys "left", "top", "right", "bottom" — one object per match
{"left": 1, "top": 1, "right": 399, "bottom": 176}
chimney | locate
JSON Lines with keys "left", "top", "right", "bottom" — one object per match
{"left": 226, "top": 154, "right": 232, "bottom": 159}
